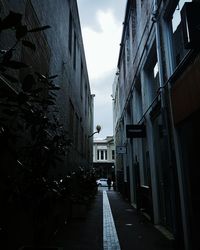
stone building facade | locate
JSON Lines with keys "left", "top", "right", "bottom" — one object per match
{"left": 93, "top": 136, "right": 115, "bottom": 179}
{"left": 113, "top": 0, "right": 200, "bottom": 249}
{"left": 0, "top": 0, "right": 94, "bottom": 174}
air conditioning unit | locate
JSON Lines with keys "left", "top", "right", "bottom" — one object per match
{"left": 181, "top": 2, "right": 200, "bottom": 49}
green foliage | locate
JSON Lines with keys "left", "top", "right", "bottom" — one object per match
{"left": 0, "top": 10, "right": 96, "bottom": 247}
{"left": 0, "top": 10, "right": 69, "bottom": 200}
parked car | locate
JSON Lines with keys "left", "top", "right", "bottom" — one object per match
{"left": 96, "top": 178, "right": 113, "bottom": 187}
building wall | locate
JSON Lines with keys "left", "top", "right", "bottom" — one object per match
{"left": 93, "top": 136, "right": 115, "bottom": 162}
{"left": 0, "top": 0, "right": 93, "bottom": 174}
{"left": 93, "top": 136, "right": 115, "bottom": 178}
{"left": 113, "top": 0, "right": 200, "bottom": 249}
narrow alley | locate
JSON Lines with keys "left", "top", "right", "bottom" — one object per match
{"left": 1, "top": 1, "right": 200, "bottom": 249}
{"left": 48, "top": 188, "right": 174, "bottom": 250}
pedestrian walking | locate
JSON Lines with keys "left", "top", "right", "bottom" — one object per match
{"left": 107, "top": 177, "right": 112, "bottom": 190}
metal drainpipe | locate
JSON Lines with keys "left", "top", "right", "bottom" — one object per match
{"left": 153, "top": 0, "right": 173, "bottom": 227}
{"left": 153, "top": 1, "right": 189, "bottom": 250}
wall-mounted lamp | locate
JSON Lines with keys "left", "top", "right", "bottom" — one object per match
{"left": 110, "top": 94, "right": 115, "bottom": 101}
{"left": 88, "top": 125, "right": 101, "bottom": 138}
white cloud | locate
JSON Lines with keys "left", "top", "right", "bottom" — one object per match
{"left": 91, "top": 71, "right": 115, "bottom": 139}
{"left": 77, "top": 0, "right": 126, "bottom": 31}
{"left": 82, "top": 10, "right": 122, "bottom": 81}
{"left": 77, "top": 1, "right": 126, "bottom": 139}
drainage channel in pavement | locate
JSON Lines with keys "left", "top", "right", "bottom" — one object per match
{"left": 103, "top": 190, "right": 121, "bottom": 250}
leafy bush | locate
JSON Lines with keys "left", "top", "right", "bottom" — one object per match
{"left": 0, "top": 10, "right": 72, "bottom": 246}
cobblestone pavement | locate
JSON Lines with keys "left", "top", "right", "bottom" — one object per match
{"left": 48, "top": 188, "right": 175, "bottom": 250}
{"left": 103, "top": 190, "right": 121, "bottom": 250}
{"left": 107, "top": 190, "right": 174, "bottom": 250}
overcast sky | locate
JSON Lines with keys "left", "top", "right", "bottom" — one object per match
{"left": 77, "top": 0, "right": 126, "bottom": 139}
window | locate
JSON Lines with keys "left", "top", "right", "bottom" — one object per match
{"left": 123, "top": 50, "right": 126, "bottom": 83}
{"left": 172, "top": 0, "right": 189, "bottom": 33}
{"left": 112, "top": 150, "right": 115, "bottom": 160}
{"left": 167, "top": 0, "right": 192, "bottom": 69}
{"left": 85, "top": 83, "right": 87, "bottom": 116}
{"left": 80, "top": 126, "right": 84, "bottom": 155}
{"left": 143, "top": 41, "right": 159, "bottom": 105}
{"left": 69, "top": 100, "right": 74, "bottom": 143}
{"left": 84, "top": 134, "right": 87, "bottom": 158}
{"left": 126, "top": 30, "right": 130, "bottom": 65}
{"left": 80, "top": 61, "right": 83, "bottom": 100}
{"left": 105, "top": 150, "right": 107, "bottom": 160}
{"left": 97, "top": 149, "right": 108, "bottom": 161}
{"left": 73, "top": 31, "right": 76, "bottom": 69}
{"left": 131, "top": 8, "right": 136, "bottom": 44}
{"left": 101, "top": 150, "right": 104, "bottom": 160}
{"left": 68, "top": 11, "right": 72, "bottom": 54}
{"left": 135, "top": 79, "right": 143, "bottom": 122}
{"left": 75, "top": 114, "right": 79, "bottom": 149}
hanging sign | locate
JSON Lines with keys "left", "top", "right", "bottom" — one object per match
{"left": 126, "top": 124, "right": 146, "bottom": 138}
